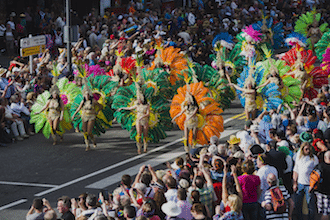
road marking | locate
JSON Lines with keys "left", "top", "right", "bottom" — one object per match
{"left": 35, "top": 116, "right": 240, "bottom": 197}
{"left": 34, "top": 138, "right": 183, "bottom": 197}
{"left": 231, "top": 112, "right": 245, "bottom": 119}
{"left": 0, "top": 199, "right": 27, "bottom": 211}
{"left": 220, "top": 129, "right": 239, "bottom": 139}
{"left": 238, "top": 115, "right": 246, "bottom": 120}
{"left": 223, "top": 117, "right": 233, "bottom": 124}
{"left": 86, "top": 129, "right": 239, "bottom": 189}
{"left": 0, "top": 181, "right": 58, "bottom": 188}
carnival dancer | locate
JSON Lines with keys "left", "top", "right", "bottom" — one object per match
{"left": 256, "top": 46, "right": 301, "bottom": 107}
{"left": 71, "top": 84, "right": 103, "bottom": 151}
{"left": 307, "top": 18, "right": 323, "bottom": 52}
{"left": 228, "top": 63, "right": 282, "bottom": 120}
{"left": 34, "top": 83, "right": 64, "bottom": 145}
{"left": 117, "top": 83, "right": 150, "bottom": 154}
{"left": 282, "top": 45, "right": 328, "bottom": 100}
{"left": 294, "top": 10, "right": 329, "bottom": 51}
{"left": 170, "top": 81, "right": 224, "bottom": 152}
{"left": 228, "top": 68, "right": 258, "bottom": 120}
{"left": 171, "top": 91, "right": 199, "bottom": 151}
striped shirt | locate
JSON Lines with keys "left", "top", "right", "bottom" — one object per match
{"left": 264, "top": 185, "right": 290, "bottom": 220}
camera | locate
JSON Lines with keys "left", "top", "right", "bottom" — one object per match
{"left": 100, "top": 189, "right": 109, "bottom": 201}
{"left": 145, "top": 165, "right": 148, "bottom": 169}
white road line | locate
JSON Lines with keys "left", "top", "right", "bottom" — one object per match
{"left": 0, "top": 199, "right": 27, "bottom": 211}
{"left": 0, "top": 181, "right": 58, "bottom": 188}
{"left": 223, "top": 117, "right": 233, "bottom": 124}
{"left": 220, "top": 129, "right": 239, "bottom": 139}
{"left": 34, "top": 138, "right": 183, "bottom": 197}
{"left": 86, "top": 129, "right": 239, "bottom": 189}
{"left": 86, "top": 149, "right": 186, "bottom": 189}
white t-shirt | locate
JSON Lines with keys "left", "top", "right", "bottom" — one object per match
{"left": 293, "top": 150, "right": 319, "bottom": 185}
{"left": 257, "top": 165, "right": 278, "bottom": 203}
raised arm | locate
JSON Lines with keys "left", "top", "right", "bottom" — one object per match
{"left": 256, "top": 79, "right": 270, "bottom": 90}
{"left": 297, "top": 102, "right": 306, "bottom": 118}
{"left": 36, "top": 100, "right": 51, "bottom": 114}
{"left": 222, "top": 166, "right": 229, "bottom": 204}
{"left": 284, "top": 103, "right": 296, "bottom": 120}
{"left": 148, "top": 164, "right": 159, "bottom": 183}
{"left": 231, "top": 165, "right": 243, "bottom": 200}
{"left": 132, "top": 165, "right": 146, "bottom": 187}
{"left": 200, "top": 165, "right": 213, "bottom": 187}
{"left": 171, "top": 108, "right": 186, "bottom": 123}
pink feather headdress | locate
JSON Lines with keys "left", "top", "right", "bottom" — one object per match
{"left": 242, "top": 25, "right": 262, "bottom": 43}
{"left": 321, "top": 48, "right": 330, "bottom": 74}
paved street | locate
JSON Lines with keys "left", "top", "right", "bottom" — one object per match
{"left": 0, "top": 98, "right": 245, "bottom": 219}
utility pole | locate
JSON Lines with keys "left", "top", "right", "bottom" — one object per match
{"left": 66, "top": 0, "right": 72, "bottom": 79}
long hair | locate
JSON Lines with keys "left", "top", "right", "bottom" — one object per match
{"left": 299, "top": 142, "right": 314, "bottom": 159}
{"left": 227, "top": 194, "right": 243, "bottom": 213}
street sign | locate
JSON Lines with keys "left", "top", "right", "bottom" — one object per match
{"left": 20, "top": 45, "right": 46, "bottom": 57}
{"left": 20, "top": 35, "right": 46, "bottom": 48}
{"left": 64, "top": 25, "right": 79, "bottom": 43}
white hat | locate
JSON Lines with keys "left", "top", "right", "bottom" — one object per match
{"left": 10, "top": 12, "right": 16, "bottom": 17}
{"left": 161, "top": 201, "right": 182, "bottom": 217}
{"left": 12, "top": 67, "right": 20, "bottom": 73}
{"left": 118, "top": 15, "right": 123, "bottom": 20}
{"left": 233, "top": 151, "right": 245, "bottom": 159}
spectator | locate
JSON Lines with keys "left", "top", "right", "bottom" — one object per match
{"left": 193, "top": 154, "right": 218, "bottom": 216}
{"left": 78, "top": 193, "right": 101, "bottom": 218}
{"left": 293, "top": 142, "right": 319, "bottom": 220}
{"left": 256, "top": 154, "right": 278, "bottom": 204}
{"left": 266, "top": 140, "right": 287, "bottom": 181}
{"left": 26, "top": 198, "right": 45, "bottom": 220}
{"left": 261, "top": 173, "right": 294, "bottom": 220}
{"left": 1, "top": 97, "right": 28, "bottom": 141}
{"left": 176, "top": 188, "right": 193, "bottom": 220}
{"left": 161, "top": 201, "right": 184, "bottom": 220}
{"left": 310, "top": 150, "right": 330, "bottom": 220}
{"left": 190, "top": 203, "right": 212, "bottom": 220}
{"left": 164, "top": 176, "right": 178, "bottom": 203}
{"left": 214, "top": 194, "right": 244, "bottom": 220}
{"left": 124, "top": 205, "right": 136, "bottom": 220}
{"left": 237, "top": 160, "right": 261, "bottom": 220}
{"left": 57, "top": 196, "right": 75, "bottom": 220}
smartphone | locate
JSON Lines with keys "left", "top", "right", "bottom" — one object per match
{"left": 101, "top": 189, "right": 109, "bottom": 201}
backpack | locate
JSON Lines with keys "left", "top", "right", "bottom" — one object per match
{"left": 310, "top": 166, "right": 323, "bottom": 191}
{"left": 270, "top": 187, "right": 287, "bottom": 214}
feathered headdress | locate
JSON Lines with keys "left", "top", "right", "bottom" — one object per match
{"left": 285, "top": 32, "right": 307, "bottom": 48}
{"left": 212, "top": 32, "right": 234, "bottom": 50}
{"left": 242, "top": 25, "right": 262, "bottom": 43}
{"left": 82, "top": 78, "right": 93, "bottom": 97}
{"left": 321, "top": 47, "right": 330, "bottom": 73}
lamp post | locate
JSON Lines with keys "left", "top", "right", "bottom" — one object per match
{"left": 66, "top": 0, "right": 72, "bottom": 79}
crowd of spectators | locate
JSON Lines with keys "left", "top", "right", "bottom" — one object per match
{"left": 0, "top": 1, "right": 329, "bottom": 219}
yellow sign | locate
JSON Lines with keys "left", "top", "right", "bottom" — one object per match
{"left": 20, "top": 45, "right": 46, "bottom": 57}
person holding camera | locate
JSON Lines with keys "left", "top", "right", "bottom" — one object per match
{"left": 26, "top": 198, "right": 45, "bottom": 220}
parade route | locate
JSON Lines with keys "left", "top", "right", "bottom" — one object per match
{"left": 0, "top": 101, "right": 244, "bottom": 219}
